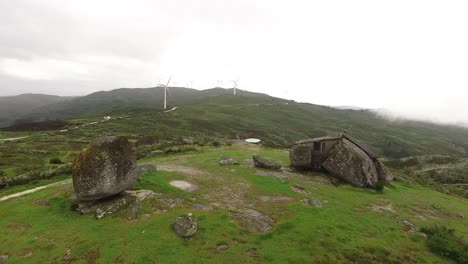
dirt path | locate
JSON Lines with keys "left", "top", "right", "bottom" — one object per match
{"left": 0, "top": 179, "right": 72, "bottom": 202}
{"left": 0, "top": 136, "right": 32, "bottom": 142}
{"left": 164, "top": 106, "right": 178, "bottom": 113}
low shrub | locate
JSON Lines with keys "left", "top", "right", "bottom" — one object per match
{"left": 420, "top": 225, "right": 468, "bottom": 263}
{"left": 49, "top": 157, "right": 63, "bottom": 164}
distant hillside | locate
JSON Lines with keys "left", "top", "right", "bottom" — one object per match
{"left": 57, "top": 93, "right": 467, "bottom": 159}
{"left": 3, "top": 87, "right": 468, "bottom": 159}
{"left": 0, "top": 94, "right": 74, "bottom": 128}
{"left": 13, "top": 87, "right": 280, "bottom": 124}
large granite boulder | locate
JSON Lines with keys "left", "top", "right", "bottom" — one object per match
{"left": 289, "top": 144, "right": 311, "bottom": 168}
{"left": 322, "top": 139, "right": 379, "bottom": 187}
{"left": 72, "top": 136, "right": 138, "bottom": 200}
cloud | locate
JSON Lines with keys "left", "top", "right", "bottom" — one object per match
{"left": 0, "top": 0, "right": 467, "bottom": 126}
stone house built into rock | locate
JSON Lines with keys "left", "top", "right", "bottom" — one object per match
{"left": 293, "top": 136, "right": 341, "bottom": 170}
{"left": 290, "top": 134, "right": 393, "bottom": 188}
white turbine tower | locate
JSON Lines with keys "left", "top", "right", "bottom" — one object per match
{"left": 216, "top": 80, "right": 223, "bottom": 87}
{"left": 164, "top": 75, "right": 172, "bottom": 110}
{"left": 232, "top": 80, "right": 238, "bottom": 95}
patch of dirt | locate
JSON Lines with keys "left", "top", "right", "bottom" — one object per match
{"left": 247, "top": 248, "right": 261, "bottom": 263}
{"left": 191, "top": 204, "right": 214, "bottom": 211}
{"left": 255, "top": 170, "right": 289, "bottom": 180}
{"left": 258, "top": 196, "right": 294, "bottom": 203}
{"left": 401, "top": 220, "right": 418, "bottom": 232}
{"left": 8, "top": 223, "right": 32, "bottom": 232}
{"left": 62, "top": 248, "right": 75, "bottom": 263}
{"left": 371, "top": 204, "right": 396, "bottom": 213}
{"left": 215, "top": 244, "right": 229, "bottom": 252}
{"left": 31, "top": 198, "right": 51, "bottom": 207}
{"left": 82, "top": 249, "right": 100, "bottom": 264}
{"left": 150, "top": 198, "right": 185, "bottom": 214}
{"left": 158, "top": 164, "right": 208, "bottom": 179}
{"left": 291, "top": 184, "right": 311, "bottom": 194}
{"left": 407, "top": 205, "right": 441, "bottom": 220}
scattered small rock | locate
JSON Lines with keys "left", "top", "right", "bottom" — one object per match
{"left": 216, "top": 244, "right": 229, "bottom": 252}
{"left": 62, "top": 248, "right": 74, "bottom": 262}
{"left": 191, "top": 204, "right": 214, "bottom": 211}
{"left": 255, "top": 170, "right": 289, "bottom": 180}
{"left": 242, "top": 159, "right": 255, "bottom": 167}
{"left": 371, "top": 204, "right": 396, "bottom": 213}
{"left": 219, "top": 155, "right": 239, "bottom": 165}
{"left": 19, "top": 251, "right": 32, "bottom": 258}
{"left": 0, "top": 254, "right": 9, "bottom": 264}
{"left": 291, "top": 184, "right": 311, "bottom": 194}
{"left": 74, "top": 190, "right": 157, "bottom": 219}
{"left": 170, "top": 181, "right": 198, "bottom": 192}
{"left": 247, "top": 248, "right": 260, "bottom": 262}
{"left": 153, "top": 198, "right": 185, "bottom": 213}
{"left": 401, "top": 220, "right": 418, "bottom": 232}
{"left": 173, "top": 213, "right": 197, "bottom": 237}
{"left": 258, "top": 196, "right": 294, "bottom": 203}
{"left": 312, "top": 197, "right": 322, "bottom": 208}
{"left": 253, "top": 155, "right": 281, "bottom": 170}
{"left": 181, "top": 138, "right": 194, "bottom": 145}
{"left": 301, "top": 199, "right": 311, "bottom": 207}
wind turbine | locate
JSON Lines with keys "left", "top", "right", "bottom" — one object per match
{"left": 232, "top": 80, "right": 238, "bottom": 95}
{"left": 164, "top": 75, "right": 172, "bottom": 110}
{"left": 216, "top": 80, "right": 223, "bottom": 87}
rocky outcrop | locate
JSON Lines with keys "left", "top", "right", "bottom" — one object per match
{"left": 219, "top": 155, "right": 239, "bottom": 165}
{"left": 253, "top": 155, "right": 281, "bottom": 170}
{"left": 173, "top": 213, "right": 197, "bottom": 237}
{"left": 73, "top": 190, "right": 157, "bottom": 219}
{"left": 72, "top": 136, "right": 138, "bottom": 201}
{"left": 322, "top": 139, "right": 379, "bottom": 188}
{"left": 230, "top": 208, "right": 275, "bottom": 233}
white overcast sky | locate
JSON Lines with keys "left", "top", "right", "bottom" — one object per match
{"left": 0, "top": 0, "right": 467, "bottom": 125}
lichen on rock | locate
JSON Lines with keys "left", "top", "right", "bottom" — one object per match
{"left": 72, "top": 136, "right": 138, "bottom": 201}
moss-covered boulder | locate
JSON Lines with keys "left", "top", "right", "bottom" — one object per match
{"left": 290, "top": 144, "right": 312, "bottom": 168}
{"left": 72, "top": 136, "right": 138, "bottom": 201}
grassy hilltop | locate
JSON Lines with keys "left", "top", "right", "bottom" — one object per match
{"left": 0, "top": 143, "right": 467, "bottom": 263}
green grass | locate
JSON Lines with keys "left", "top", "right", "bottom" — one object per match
{"left": 1, "top": 144, "right": 465, "bottom": 263}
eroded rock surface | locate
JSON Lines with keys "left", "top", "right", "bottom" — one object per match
{"left": 72, "top": 136, "right": 138, "bottom": 200}
{"left": 74, "top": 190, "right": 157, "bottom": 219}
{"left": 170, "top": 180, "right": 198, "bottom": 192}
{"left": 231, "top": 208, "right": 275, "bottom": 233}
{"left": 253, "top": 155, "right": 281, "bottom": 170}
{"left": 322, "top": 139, "right": 379, "bottom": 188}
